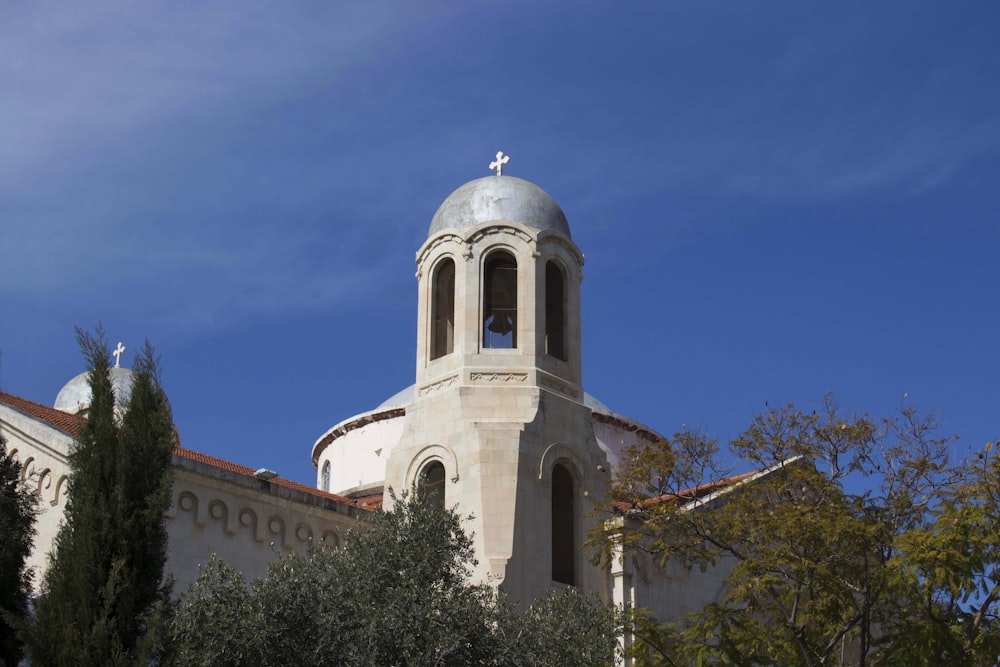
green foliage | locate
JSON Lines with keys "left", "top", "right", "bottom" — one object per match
{"left": 25, "top": 326, "right": 175, "bottom": 667}
{"left": 892, "top": 440, "right": 1000, "bottom": 666}
{"left": 0, "top": 436, "right": 38, "bottom": 667}
{"left": 168, "top": 491, "right": 620, "bottom": 666}
{"left": 595, "top": 394, "right": 998, "bottom": 666}
{"left": 506, "top": 586, "right": 620, "bottom": 667}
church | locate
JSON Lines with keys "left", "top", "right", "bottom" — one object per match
{"left": 1, "top": 156, "right": 741, "bottom": 628}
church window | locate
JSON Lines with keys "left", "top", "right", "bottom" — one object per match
{"left": 418, "top": 460, "right": 446, "bottom": 508}
{"left": 545, "top": 261, "right": 567, "bottom": 360}
{"left": 551, "top": 463, "right": 575, "bottom": 585}
{"left": 483, "top": 252, "right": 517, "bottom": 349}
{"left": 321, "top": 461, "right": 331, "bottom": 492}
{"left": 431, "top": 258, "right": 455, "bottom": 359}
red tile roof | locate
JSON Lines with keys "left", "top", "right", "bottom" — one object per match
{"left": 0, "top": 391, "right": 83, "bottom": 436}
{"left": 173, "top": 445, "right": 379, "bottom": 510}
{"left": 614, "top": 469, "right": 759, "bottom": 513}
{"left": 0, "top": 391, "right": 380, "bottom": 512}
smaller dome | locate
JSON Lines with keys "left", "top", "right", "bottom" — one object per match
{"left": 54, "top": 367, "right": 136, "bottom": 414}
{"left": 428, "top": 176, "right": 571, "bottom": 239}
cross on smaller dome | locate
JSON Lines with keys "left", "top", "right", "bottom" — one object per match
{"left": 112, "top": 341, "right": 126, "bottom": 368}
{"left": 489, "top": 151, "right": 510, "bottom": 176}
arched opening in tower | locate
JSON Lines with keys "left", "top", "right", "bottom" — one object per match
{"left": 431, "top": 258, "right": 455, "bottom": 359}
{"left": 551, "top": 463, "right": 575, "bottom": 585}
{"left": 483, "top": 252, "right": 517, "bottom": 349}
{"left": 418, "top": 460, "right": 446, "bottom": 508}
{"left": 545, "top": 261, "right": 567, "bottom": 360}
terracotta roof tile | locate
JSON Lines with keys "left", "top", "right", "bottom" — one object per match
{"left": 0, "top": 391, "right": 82, "bottom": 436}
{"left": 614, "top": 469, "right": 758, "bottom": 512}
{"left": 0, "top": 391, "right": 380, "bottom": 511}
{"left": 173, "top": 446, "right": 378, "bottom": 510}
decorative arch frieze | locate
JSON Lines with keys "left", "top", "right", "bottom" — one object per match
{"left": 167, "top": 489, "right": 343, "bottom": 554}
{"left": 267, "top": 514, "right": 289, "bottom": 549}
{"left": 176, "top": 491, "right": 202, "bottom": 526}
{"left": 36, "top": 467, "right": 52, "bottom": 497}
{"left": 238, "top": 507, "right": 263, "bottom": 542}
{"left": 20, "top": 456, "right": 35, "bottom": 483}
{"left": 295, "top": 521, "right": 314, "bottom": 543}
{"left": 52, "top": 474, "right": 69, "bottom": 507}
{"left": 208, "top": 498, "right": 237, "bottom": 535}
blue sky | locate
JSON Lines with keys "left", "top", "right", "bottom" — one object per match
{"left": 2, "top": 1, "right": 997, "bottom": 487}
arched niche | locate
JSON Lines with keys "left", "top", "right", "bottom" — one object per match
{"left": 430, "top": 257, "right": 456, "bottom": 360}
{"left": 545, "top": 259, "right": 567, "bottom": 360}
{"left": 551, "top": 462, "right": 576, "bottom": 586}
{"left": 418, "top": 460, "right": 446, "bottom": 508}
{"left": 482, "top": 250, "right": 518, "bottom": 349}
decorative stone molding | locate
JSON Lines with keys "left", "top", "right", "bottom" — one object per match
{"left": 238, "top": 507, "right": 262, "bottom": 542}
{"left": 539, "top": 375, "right": 581, "bottom": 399}
{"left": 538, "top": 442, "right": 583, "bottom": 482}
{"left": 536, "top": 230, "right": 585, "bottom": 267}
{"left": 466, "top": 225, "right": 535, "bottom": 248}
{"left": 415, "top": 233, "right": 466, "bottom": 266}
{"left": 13, "top": 455, "right": 68, "bottom": 507}
{"left": 417, "top": 374, "right": 459, "bottom": 397}
{"left": 52, "top": 474, "right": 69, "bottom": 507}
{"left": 36, "top": 467, "right": 51, "bottom": 494}
{"left": 470, "top": 372, "right": 528, "bottom": 384}
{"left": 177, "top": 491, "right": 202, "bottom": 526}
{"left": 20, "top": 456, "right": 35, "bottom": 483}
{"left": 295, "top": 522, "right": 313, "bottom": 542}
{"left": 267, "top": 514, "right": 288, "bottom": 548}
{"left": 209, "top": 499, "right": 237, "bottom": 534}
{"left": 404, "top": 444, "right": 461, "bottom": 488}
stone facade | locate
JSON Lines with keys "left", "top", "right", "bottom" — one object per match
{"left": 0, "top": 395, "right": 366, "bottom": 595}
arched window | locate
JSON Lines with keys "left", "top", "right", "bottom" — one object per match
{"left": 545, "top": 261, "right": 566, "bottom": 360}
{"left": 418, "top": 460, "right": 446, "bottom": 508}
{"left": 431, "top": 258, "right": 455, "bottom": 359}
{"left": 321, "top": 461, "right": 331, "bottom": 492}
{"left": 483, "top": 252, "right": 517, "bottom": 349}
{"left": 552, "top": 463, "right": 575, "bottom": 585}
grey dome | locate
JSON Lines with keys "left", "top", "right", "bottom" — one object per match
{"left": 54, "top": 366, "right": 135, "bottom": 414}
{"left": 428, "top": 176, "right": 571, "bottom": 239}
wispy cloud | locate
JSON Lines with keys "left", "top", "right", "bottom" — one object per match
{"left": 2, "top": 0, "right": 997, "bottom": 337}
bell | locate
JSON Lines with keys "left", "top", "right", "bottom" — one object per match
{"left": 486, "top": 312, "right": 514, "bottom": 335}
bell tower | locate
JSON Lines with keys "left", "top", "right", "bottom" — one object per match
{"left": 385, "top": 159, "right": 611, "bottom": 604}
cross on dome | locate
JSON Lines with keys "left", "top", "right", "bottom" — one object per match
{"left": 489, "top": 151, "right": 510, "bottom": 176}
{"left": 112, "top": 341, "right": 126, "bottom": 368}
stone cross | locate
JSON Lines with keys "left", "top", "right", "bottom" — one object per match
{"left": 112, "top": 341, "right": 126, "bottom": 368}
{"left": 489, "top": 151, "right": 510, "bottom": 176}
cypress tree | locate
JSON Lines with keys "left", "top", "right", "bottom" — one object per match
{"left": 0, "top": 436, "right": 38, "bottom": 667}
{"left": 26, "top": 327, "right": 174, "bottom": 667}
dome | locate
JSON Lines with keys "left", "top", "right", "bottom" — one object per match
{"left": 428, "top": 176, "right": 571, "bottom": 239}
{"left": 54, "top": 366, "right": 135, "bottom": 414}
